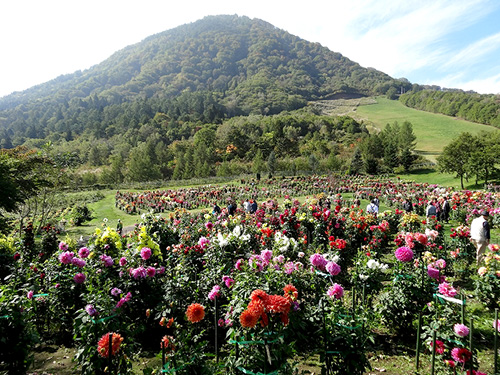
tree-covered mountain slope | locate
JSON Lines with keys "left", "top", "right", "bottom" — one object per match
{"left": 0, "top": 15, "right": 404, "bottom": 146}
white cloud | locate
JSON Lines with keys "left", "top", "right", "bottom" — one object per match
{"left": 442, "top": 31, "right": 500, "bottom": 69}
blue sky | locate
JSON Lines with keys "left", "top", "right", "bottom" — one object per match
{"left": 1, "top": 0, "right": 499, "bottom": 98}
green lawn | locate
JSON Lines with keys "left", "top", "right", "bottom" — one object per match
{"left": 355, "top": 97, "right": 496, "bottom": 162}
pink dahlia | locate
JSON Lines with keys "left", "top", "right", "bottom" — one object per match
{"left": 327, "top": 283, "right": 344, "bottom": 299}
{"left": 326, "top": 261, "right": 341, "bottom": 276}
{"left": 450, "top": 347, "right": 471, "bottom": 363}
{"left": 58, "top": 251, "right": 75, "bottom": 264}
{"left": 438, "top": 281, "right": 457, "bottom": 297}
{"left": 140, "top": 247, "right": 152, "bottom": 260}
{"left": 74, "top": 273, "right": 86, "bottom": 284}
{"left": 454, "top": 323, "right": 470, "bottom": 337}
{"left": 395, "top": 246, "right": 414, "bottom": 262}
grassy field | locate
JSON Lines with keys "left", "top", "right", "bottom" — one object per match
{"left": 353, "top": 97, "right": 496, "bottom": 162}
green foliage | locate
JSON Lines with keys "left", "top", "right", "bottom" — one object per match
{"left": 400, "top": 89, "right": 500, "bottom": 127}
{"left": 70, "top": 205, "right": 94, "bottom": 226}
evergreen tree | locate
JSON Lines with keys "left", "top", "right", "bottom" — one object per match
{"left": 267, "top": 151, "right": 276, "bottom": 176}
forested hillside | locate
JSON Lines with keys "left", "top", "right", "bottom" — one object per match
{"left": 0, "top": 15, "right": 405, "bottom": 147}
{"left": 399, "top": 89, "right": 500, "bottom": 127}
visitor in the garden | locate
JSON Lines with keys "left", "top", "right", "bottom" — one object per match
{"left": 426, "top": 200, "right": 437, "bottom": 218}
{"left": 403, "top": 198, "right": 413, "bottom": 213}
{"left": 244, "top": 199, "right": 251, "bottom": 213}
{"left": 441, "top": 196, "right": 451, "bottom": 222}
{"left": 366, "top": 199, "right": 378, "bottom": 215}
{"left": 116, "top": 219, "right": 123, "bottom": 235}
{"left": 250, "top": 199, "right": 258, "bottom": 213}
{"left": 213, "top": 202, "right": 221, "bottom": 215}
{"left": 470, "top": 209, "right": 490, "bottom": 264}
{"left": 227, "top": 201, "right": 236, "bottom": 216}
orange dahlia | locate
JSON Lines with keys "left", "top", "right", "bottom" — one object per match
{"left": 265, "top": 294, "right": 290, "bottom": 314}
{"left": 160, "top": 335, "right": 175, "bottom": 352}
{"left": 97, "top": 332, "right": 124, "bottom": 358}
{"left": 240, "top": 309, "right": 259, "bottom": 328}
{"left": 247, "top": 299, "right": 265, "bottom": 316}
{"left": 186, "top": 303, "right": 205, "bottom": 323}
{"left": 283, "top": 284, "right": 298, "bottom": 302}
{"left": 250, "top": 289, "right": 267, "bottom": 302}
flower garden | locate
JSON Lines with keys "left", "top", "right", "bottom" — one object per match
{"left": 1, "top": 175, "right": 500, "bottom": 375}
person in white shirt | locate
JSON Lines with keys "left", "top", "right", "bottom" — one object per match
{"left": 470, "top": 210, "right": 491, "bottom": 264}
{"left": 366, "top": 199, "right": 378, "bottom": 215}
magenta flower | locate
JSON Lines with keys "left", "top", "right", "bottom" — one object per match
{"left": 222, "top": 275, "right": 234, "bottom": 288}
{"left": 450, "top": 347, "right": 471, "bottom": 363}
{"left": 198, "top": 237, "right": 210, "bottom": 249}
{"left": 327, "top": 283, "right": 344, "bottom": 299}
{"left": 58, "top": 241, "right": 68, "bottom": 251}
{"left": 27, "top": 290, "right": 34, "bottom": 299}
{"left": 326, "top": 261, "right": 341, "bottom": 276}
{"left": 146, "top": 266, "right": 156, "bottom": 277}
{"left": 78, "top": 247, "right": 90, "bottom": 258}
{"left": 140, "top": 247, "right": 152, "bottom": 260}
{"left": 208, "top": 285, "right": 221, "bottom": 301}
{"left": 58, "top": 251, "right": 75, "bottom": 264}
{"left": 73, "top": 273, "right": 86, "bottom": 284}
{"left": 284, "top": 261, "right": 296, "bottom": 275}
{"left": 119, "top": 257, "right": 127, "bottom": 266}
{"left": 454, "top": 323, "right": 469, "bottom": 337}
{"left": 260, "top": 249, "right": 273, "bottom": 263}
{"left": 435, "top": 259, "right": 446, "bottom": 269}
{"left": 248, "top": 255, "right": 264, "bottom": 272}
{"left": 111, "top": 287, "right": 122, "bottom": 297}
{"left": 439, "top": 281, "right": 457, "bottom": 297}
{"left": 235, "top": 258, "right": 244, "bottom": 271}
{"left": 494, "top": 319, "right": 500, "bottom": 332}
{"left": 85, "top": 304, "right": 98, "bottom": 316}
{"left": 71, "top": 257, "right": 86, "bottom": 268}
{"left": 131, "top": 266, "right": 147, "bottom": 279}
{"left": 429, "top": 340, "right": 445, "bottom": 354}
{"left": 310, "top": 253, "right": 327, "bottom": 271}
{"left": 395, "top": 247, "right": 413, "bottom": 262}
{"left": 157, "top": 266, "right": 165, "bottom": 274}
{"left": 100, "top": 254, "right": 114, "bottom": 267}
{"left": 205, "top": 222, "right": 213, "bottom": 230}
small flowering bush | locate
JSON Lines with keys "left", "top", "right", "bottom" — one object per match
{"left": 474, "top": 243, "right": 500, "bottom": 308}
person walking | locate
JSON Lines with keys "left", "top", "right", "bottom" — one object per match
{"left": 470, "top": 210, "right": 490, "bottom": 264}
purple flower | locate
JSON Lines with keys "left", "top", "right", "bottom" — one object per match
{"left": 58, "top": 251, "right": 75, "bottom": 264}
{"left": 327, "top": 283, "right": 344, "bottom": 299}
{"left": 222, "top": 275, "right": 234, "bottom": 288}
{"left": 58, "top": 241, "right": 68, "bottom": 251}
{"left": 140, "top": 247, "right": 152, "bottom": 260}
{"left": 274, "top": 255, "right": 285, "bottom": 263}
{"left": 435, "top": 259, "right": 446, "bottom": 269}
{"left": 395, "top": 247, "right": 414, "bottom": 262}
{"left": 147, "top": 266, "right": 156, "bottom": 277}
{"left": 260, "top": 249, "right": 273, "bottom": 263}
{"left": 310, "top": 253, "right": 327, "bottom": 271}
{"left": 208, "top": 285, "right": 221, "bottom": 301}
{"left": 494, "top": 319, "right": 500, "bottom": 332}
{"left": 131, "top": 266, "right": 147, "bottom": 279}
{"left": 454, "top": 323, "right": 469, "bottom": 337}
{"left": 73, "top": 273, "right": 86, "bottom": 284}
{"left": 100, "top": 254, "right": 114, "bottom": 267}
{"left": 198, "top": 237, "right": 210, "bottom": 249}
{"left": 71, "top": 257, "right": 86, "bottom": 268}
{"left": 284, "top": 261, "right": 296, "bottom": 275}
{"left": 85, "top": 304, "right": 98, "bottom": 316}
{"left": 438, "top": 281, "right": 457, "bottom": 297}
{"left": 119, "top": 257, "right": 127, "bottom": 267}
{"left": 27, "top": 290, "right": 34, "bottom": 299}
{"left": 78, "top": 247, "right": 90, "bottom": 258}
{"left": 111, "top": 287, "right": 122, "bottom": 297}
{"left": 248, "top": 255, "right": 264, "bottom": 272}
{"left": 326, "top": 261, "right": 341, "bottom": 276}
{"left": 235, "top": 258, "right": 244, "bottom": 271}
{"left": 157, "top": 266, "right": 165, "bottom": 275}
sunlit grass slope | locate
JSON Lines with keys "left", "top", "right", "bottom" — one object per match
{"left": 355, "top": 97, "right": 496, "bottom": 162}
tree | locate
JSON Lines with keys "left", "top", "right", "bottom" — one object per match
{"left": 437, "top": 132, "right": 478, "bottom": 189}
{"left": 252, "top": 149, "right": 266, "bottom": 174}
{"left": 267, "top": 151, "right": 276, "bottom": 176}
{"left": 126, "top": 143, "right": 162, "bottom": 182}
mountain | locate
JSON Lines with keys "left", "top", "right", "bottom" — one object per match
{"left": 0, "top": 15, "right": 407, "bottom": 146}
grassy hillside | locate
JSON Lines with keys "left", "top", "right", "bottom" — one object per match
{"left": 354, "top": 97, "right": 496, "bottom": 161}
